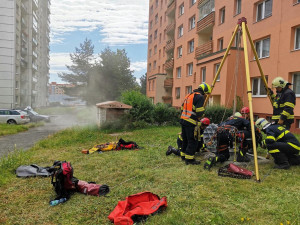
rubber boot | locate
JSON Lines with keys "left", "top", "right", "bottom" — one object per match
{"left": 166, "top": 146, "right": 179, "bottom": 156}
{"left": 204, "top": 156, "right": 216, "bottom": 170}
{"left": 287, "top": 154, "right": 300, "bottom": 166}
{"left": 237, "top": 148, "right": 251, "bottom": 162}
{"left": 185, "top": 158, "right": 201, "bottom": 165}
{"left": 272, "top": 153, "right": 290, "bottom": 169}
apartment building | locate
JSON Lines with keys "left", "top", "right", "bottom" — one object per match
{"left": 147, "top": 0, "right": 300, "bottom": 132}
{"left": 0, "top": 0, "right": 51, "bottom": 109}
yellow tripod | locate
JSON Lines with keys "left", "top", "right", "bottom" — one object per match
{"left": 204, "top": 17, "right": 273, "bottom": 182}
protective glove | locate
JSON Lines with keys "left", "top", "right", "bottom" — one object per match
{"left": 268, "top": 88, "right": 274, "bottom": 96}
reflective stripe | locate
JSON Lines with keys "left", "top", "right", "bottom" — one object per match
{"left": 196, "top": 107, "right": 204, "bottom": 112}
{"left": 288, "top": 142, "right": 300, "bottom": 151}
{"left": 185, "top": 154, "right": 194, "bottom": 159}
{"left": 273, "top": 102, "right": 278, "bottom": 108}
{"left": 178, "top": 134, "right": 183, "bottom": 140}
{"left": 266, "top": 136, "right": 275, "bottom": 140}
{"left": 288, "top": 115, "right": 294, "bottom": 119}
{"left": 279, "top": 104, "right": 285, "bottom": 108}
{"left": 272, "top": 115, "right": 280, "bottom": 119}
{"left": 269, "top": 149, "right": 280, "bottom": 153}
{"left": 180, "top": 152, "right": 185, "bottom": 157}
{"left": 281, "top": 111, "right": 290, "bottom": 117}
{"left": 276, "top": 130, "right": 290, "bottom": 141}
{"left": 182, "top": 109, "right": 196, "bottom": 115}
{"left": 182, "top": 118, "right": 197, "bottom": 125}
{"left": 284, "top": 102, "right": 295, "bottom": 108}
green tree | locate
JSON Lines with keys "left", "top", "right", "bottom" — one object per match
{"left": 140, "top": 73, "right": 147, "bottom": 95}
{"left": 58, "top": 38, "right": 94, "bottom": 84}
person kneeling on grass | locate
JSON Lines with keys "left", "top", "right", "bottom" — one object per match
{"left": 166, "top": 118, "right": 210, "bottom": 157}
{"left": 255, "top": 118, "right": 300, "bottom": 169}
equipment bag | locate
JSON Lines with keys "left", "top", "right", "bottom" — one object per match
{"left": 76, "top": 180, "right": 109, "bottom": 196}
{"left": 16, "top": 164, "right": 52, "bottom": 177}
{"left": 116, "top": 138, "right": 139, "bottom": 150}
{"left": 218, "top": 163, "right": 254, "bottom": 179}
{"left": 50, "top": 161, "right": 78, "bottom": 199}
{"left": 108, "top": 192, "right": 167, "bottom": 225}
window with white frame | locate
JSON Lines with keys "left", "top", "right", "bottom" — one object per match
{"left": 215, "top": 63, "right": 221, "bottom": 81}
{"left": 191, "top": 0, "right": 196, "bottom": 6}
{"left": 178, "top": 46, "right": 183, "bottom": 58}
{"left": 186, "top": 86, "right": 192, "bottom": 94}
{"left": 255, "top": 37, "right": 270, "bottom": 58}
{"left": 189, "top": 15, "right": 195, "bottom": 30}
{"left": 256, "top": 0, "right": 272, "bottom": 22}
{"left": 220, "top": 7, "right": 225, "bottom": 24}
{"left": 177, "top": 67, "right": 182, "bottom": 78}
{"left": 292, "top": 72, "right": 300, "bottom": 95}
{"left": 252, "top": 77, "right": 268, "bottom": 96}
{"left": 218, "top": 38, "right": 223, "bottom": 51}
{"left": 187, "top": 63, "right": 193, "bottom": 76}
{"left": 179, "top": 3, "right": 184, "bottom": 16}
{"left": 178, "top": 25, "right": 183, "bottom": 38}
{"left": 201, "top": 67, "right": 206, "bottom": 82}
{"left": 295, "top": 27, "right": 300, "bottom": 50}
{"left": 188, "top": 39, "right": 194, "bottom": 53}
{"left": 175, "top": 87, "right": 181, "bottom": 99}
{"left": 235, "top": 0, "right": 241, "bottom": 15}
{"left": 199, "top": 0, "right": 215, "bottom": 20}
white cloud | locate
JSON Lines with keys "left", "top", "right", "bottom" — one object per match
{"left": 50, "top": 0, "right": 149, "bottom": 46}
{"left": 130, "top": 61, "right": 147, "bottom": 73}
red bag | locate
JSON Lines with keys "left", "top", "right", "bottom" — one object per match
{"left": 227, "top": 163, "right": 253, "bottom": 177}
{"left": 108, "top": 192, "right": 167, "bottom": 225}
{"left": 76, "top": 180, "right": 109, "bottom": 196}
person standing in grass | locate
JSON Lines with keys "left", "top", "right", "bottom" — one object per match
{"left": 255, "top": 118, "right": 300, "bottom": 169}
{"left": 180, "top": 83, "right": 211, "bottom": 165}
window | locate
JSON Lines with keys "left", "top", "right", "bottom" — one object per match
{"left": 179, "top": 3, "right": 184, "bottom": 16}
{"left": 155, "top": 14, "right": 158, "bottom": 24}
{"left": 150, "top": 5, "right": 153, "bottom": 15}
{"left": 154, "top": 29, "right": 158, "bottom": 39}
{"left": 189, "top": 15, "right": 195, "bottom": 30}
{"left": 256, "top": 0, "right": 272, "bottom": 22}
{"left": 199, "top": 0, "right": 215, "bottom": 20}
{"left": 220, "top": 7, "right": 225, "bottom": 24}
{"left": 178, "top": 25, "right": 183, "bottom": 38}
{"left": 159, "top": 33, "right": 162, "bottom": 43}
{"left": 149, "top": 49, "right": 152, "bottom": 58}
{"left": 149, "top": 63, "right": 152, "bottom": 71}
{"left": 295, "top": 27, "right": 300, "bottom": 50}
{"left": 159, "top": 49, "right": 161, "bottom": 59}
{"left": 252, "top": 77, "right": 268, "bottom": 96}
{"left": 176, "top": 87, "right": 181, "bottom": 99}
{"left": 292, "top": 72, "right": 300, "bottom": 95}
{"left": 191, "top": 0, "right": 196, "bottom": 6}
{"left": 164, "top": 30, "right": 166, "bottom": 40}
{"left": 153, "top": 61, "right": 156, "bottom": 69}
{"left": 186, "top": 86, "right": 192, "bottom": 94}
{"left": 154, "top": 45, "right": 157, "bottom": 54}
{"left": 155, "top": 0, "right": 158, "bottom": 8}
{"left": 149, "top": 35, "right": 152, "bottom": 43}
{"left": 160, "top": 16, "right": 162, "bottom": 27}
{"left": 218, "top": 38, "right": 223, "bottom": 51}
{"left": 235, "top": 0, "right": 241, "bottom": 15}
{"left": 255, "top": 37, "right": 270, "bottom": 58}
{"left": 177, "top": 46, "right": 183, "bottom": 58}
{"left": 177, "top": 67, "right": 182, "bottom": 78}
{"left": 215, "top": 63, "right": 221, "bottom": 81}
{"left": 163, "top": 47, "right": 165, "bottom": 57}
{"left": 201, "top": 67, "right": 206, "bottom": 82}
{"left": 187, "top": 63, "right": 193, "bottom": 76}
{"left": 150, "top": 21, "right": 153, "bottom": 29}
{"left": 188, "top": 39, "right": 194, "bottom": 53}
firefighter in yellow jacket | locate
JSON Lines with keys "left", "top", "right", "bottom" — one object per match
{"left": 180, "top": 83, "right": 211, "bottom": 165}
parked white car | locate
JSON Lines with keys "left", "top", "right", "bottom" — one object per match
{"left": 0, "top": 109, "right": 30, "bottom": 124}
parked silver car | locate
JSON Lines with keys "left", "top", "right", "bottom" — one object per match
{"left": 22, "top": 106, "right": 50, "bottom": 122}
{"left": 0, "top": 109, "right": 30, "bottom": 124}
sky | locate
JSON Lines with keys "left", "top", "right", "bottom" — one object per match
{"left": 49, "top": 0, "right": 149, "bottom": 84}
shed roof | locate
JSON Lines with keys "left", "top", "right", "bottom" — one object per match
{"left": 96, "top": 101, "right": 132, "bottom": 109}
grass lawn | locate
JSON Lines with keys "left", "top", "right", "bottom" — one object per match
{"left": 0, "top": 125, "right": 299, "bottom": 224}
{"left": 0, "top": 122, "right": 43, "bottom": 137}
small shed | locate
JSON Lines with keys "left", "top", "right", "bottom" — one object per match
{"left": 96, "top": 101, "right": 132, "bottom": 126}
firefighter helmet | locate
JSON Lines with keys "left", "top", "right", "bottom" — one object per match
{"left": 255, "top": 118, "right": 270, "bottom": 130}
{"left": 241, "top": 106, "right": 250, "bottom": 114}
{"left": 199, "top": 83, "right": 212, "bottom": 94}
{"left": 234, "top": 112, "right": 242, "bottom": 118}
{"left": 200, "top": 117, "right": 210, "bottom": 126}
{"left": 272, "top": 77, "right": 287, "bottom": 88}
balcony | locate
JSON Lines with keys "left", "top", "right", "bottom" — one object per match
{"left": 164, "top": 78, "right": 173, "bottom": 88}
{"left": 32, "top": 0, "right": 38, "bottom": 9}
{"left": 32, "top": 37, "right": 38, "bottom": 46}
{"left": 21, "top": 3, "right": 27, "bottom": 13}
{"left": 166, "top": 22, "right": 175, "bottom": 35}
{"left": 33, "top": 24, "right": 38, "bottom": 33}
{"left": 32, "top": 63, "right": 38, "bottom": 71}
{"left": 197, "top": 12, "right": 215, "bottom": 34}
{"left": 165, "top": 58, "right": 174, "bottom": 71}
{"left": 21, "top": 47, "right": 27, "bottom": 56}
{"left": 165, "top": 39, "right": 175, "bottom": 53}
{"left": 162, "top": 96, "right": 172, "bottom": 105}
{"left": 166, "top": 0, "right": 175, "bottom": 16}
{"left": 32, "top": 51, "right": 37, "bottom": 58}
{"left": 195, "top": 40, "right": 213, "bottom": 58}
{"left": 32, "top": 77, "right": 37, "bottom": 83}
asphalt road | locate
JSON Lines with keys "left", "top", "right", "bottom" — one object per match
{"left": 0, "top": 114, "right": 89, "bottom": 159}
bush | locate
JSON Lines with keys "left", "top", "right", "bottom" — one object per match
{"left": 204, "top": 105, "right": 233, "bottom": 124}
{"left": 152, "top": 103, "right": 180, "bottom": 125}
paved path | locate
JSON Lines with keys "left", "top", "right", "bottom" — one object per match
{"left": 0, "top": 114, "right": 89, "bottom": 159}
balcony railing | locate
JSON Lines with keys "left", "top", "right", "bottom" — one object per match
{"left": 164, "top": 78, "right": 173, "bottom": 88}
{"left": 33, "top": 0, "right": 38, "bottom": 8}
{"left": 165, "top": 58, "right": 174, "bottom": 71}
{"left": 32, "top": 63, "right": 38, "bottom": 71}
{"left": 166, "top": 22, "right": 175, "bottom": 35}
{"left": 195, "top": 40, "right": 213, "bottom": 58}
{"left": 32, "top": 37, "right": 38, "bottom": 46}
{"left": 165, "top": 39, "right": 175, "bottom": 52}
{"left": 32, "top": 51, "right": 37, "bottom": 58}
{"left": 197, "top": 11, "right": 215, "bottom": 33}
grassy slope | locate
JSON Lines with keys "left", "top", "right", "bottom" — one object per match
{"left": 0, "top": 123, "right": 43, "bottom": 137}
{"left": 0, "top": 126, "right": 299, "bottom": 225}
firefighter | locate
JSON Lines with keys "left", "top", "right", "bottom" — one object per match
{"left": 269, "top": 77, "right": 296, "bottom": 130}
{"left": 255, "top": 118, "right": 300, "bottom": 169}
{"left": 241, "top": 106, "right": 250, "bottom": 120}
{"left": 180, "top": 83, "right": 211, "bottom": 165}
{"left": 166, "top": 117, "right": 210, "bottom": 156}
